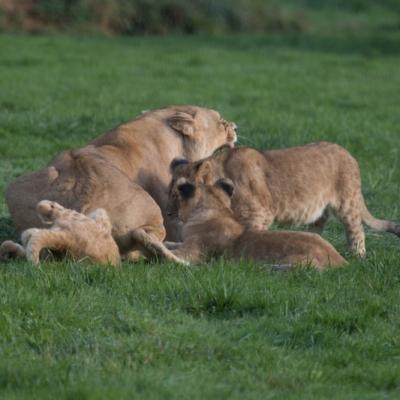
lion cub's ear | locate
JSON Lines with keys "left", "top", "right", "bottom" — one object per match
{"left": 177, "top": 178, "right": 196, "bottom": 199}
{"left": 167, "top": 111, "right": 196, "bottom": 137}
{"left": 215, "top": 178, "right": 234, "bottom": 198}
{"left": 194, "top": 160, "right": 212, "bottom": 184}
{"left": 170, "top": 157, "right": 189, "bottom": 174}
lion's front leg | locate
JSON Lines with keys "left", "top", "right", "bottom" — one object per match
{"left": 234, "top": 197, "right": 274, "bottom": 231}
{"left": 129, "top": 229, "right": 189, "bottom": 266}
{"left": 163, "top": 241, "right": 183, "bottom": 250}
{"left": 172, "top": 243, "right": 205, "bottom": 264}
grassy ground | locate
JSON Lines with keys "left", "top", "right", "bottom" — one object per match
{"left": 1, "top": 30, "right": 400, "bottom": 399}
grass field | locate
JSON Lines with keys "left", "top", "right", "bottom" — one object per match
{"left": 1, "top": 29, "right": 400, "bottom": 399}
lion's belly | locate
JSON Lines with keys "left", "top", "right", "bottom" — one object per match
{"left": 276, "top": 203, "right": 327, "bottom": 225}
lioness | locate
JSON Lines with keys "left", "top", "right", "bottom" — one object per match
{"left": 143, "top": 178, "right": 345, "bottom": 269}
{"left": 6, "top": 106, "right": 237, "bottom": 255}
{"left": 0, "top": 201, "right": 120, "bottom": 265}
{"left": 167, "top": 143, "right": 400, "bottom": 256}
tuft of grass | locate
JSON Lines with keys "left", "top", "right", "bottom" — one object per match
{"left": 1, "top": 30, "right": 400, "bottom": 399}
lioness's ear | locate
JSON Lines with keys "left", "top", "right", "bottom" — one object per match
{"left": 167, "top": 112, "right": 196, "bottom": 137}
{"left": 177, "top": 178, "right": 196, "bottom": 199}
{"left": 215, "top": 178, "right": 234, "bottom": 198}
{"left": 170, "top": 157, "right": 189, "bottom": 174}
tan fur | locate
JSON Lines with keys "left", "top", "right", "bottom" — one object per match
{"left": 128, "top": 228, "right": 189, "bottom": 266}
{"left": 142, "top": 179, "right": 345, "bottom": 269}
{"left": 6, "top": 106, "right": 237, "bottom": 255}
{"left": 0, "top": 240, "right": 26, "bottom": 261}
{"left": 0, "top": 201, "right": 121, "bottom": 266}
{"left": 168, "top": 143, "right": 400, "bottom": 256}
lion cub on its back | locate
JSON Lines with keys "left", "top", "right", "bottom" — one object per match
{"left": 168, "top": 143, "right": 400, "bottom": 256}
{"left": 0, "top": 200, "right": 120, "bottom": 265}
{"left": 166, "top": 178, "right": 345, "bottom": 269}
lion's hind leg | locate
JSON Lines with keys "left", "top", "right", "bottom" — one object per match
{"left": 25, "top": 230, "right": 70, "bottom": 265}
{"left": 308, "top": 209, "right": 330, "bottom": 235}
{"left": 87, "top": 208, "right": 113, "bottom": 231}
{"left": 36, "top": 200, "right": 66, "bottom": 224}
{"left": 21, "top": 228, "right": 42, "bottom": 247}
{"left": 0, "top": 240, "right": 26, "bottom": 261}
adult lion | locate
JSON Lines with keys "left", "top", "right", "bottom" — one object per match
{"left": 6, "top": 106, "right": 237, "bottom": 256}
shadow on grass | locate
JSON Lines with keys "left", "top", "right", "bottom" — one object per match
{"left": 185, "top": 301, "right": 266, "bottom": 320}
{"left": 0, "top": 217, "right": 18, "bottom": 243}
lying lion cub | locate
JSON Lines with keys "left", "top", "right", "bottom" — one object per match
{"left": 142, "top": 179, "right": 346, "bottom": 269}
{"left": 0, "top": 200, "right": 187, "bottom": 267}
{"left": 0, "top": 201, "right": 120, "bottom": 265}
{"left": 168, "top": 143, "right": 400, "bottom": 256}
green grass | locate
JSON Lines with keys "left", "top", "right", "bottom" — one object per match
{"left": 1, "top": 30, "right": 400, "bottom": 399}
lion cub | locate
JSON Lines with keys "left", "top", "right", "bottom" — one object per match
{"left": 0, "top": 200, "right": 120, "bottom": 265}
{"left": 158, "top": 178, "right": 346, "bottom": 269}
{"left": 168, "top": 143, "right": 400, "bottom": 256}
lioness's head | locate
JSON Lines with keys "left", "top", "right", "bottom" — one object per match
{"left": 165, "top": 106, "right": 237, "bottom": 160}
{"left": 174, "top": 178, "right": 234, "bottom": 223}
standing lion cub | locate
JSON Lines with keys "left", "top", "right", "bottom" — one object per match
{"left": 147, "top": 178, "right": 345, "bottom": 269}
{"left": 167, "top": 142, "right": 400, "bottom": 256}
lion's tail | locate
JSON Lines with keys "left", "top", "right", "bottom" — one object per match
{"left": 361, "top": 198, "right": 400, "bottom": 236}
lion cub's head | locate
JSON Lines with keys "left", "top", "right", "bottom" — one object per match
{"left": 174, "top": 177, "right": 234, "bottom": 223}
{"left": 167, "top": 156, "right": 220, "bottom": 219}
{"left": 166, "top": 106, "right": 237, "bottom": 160}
